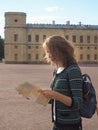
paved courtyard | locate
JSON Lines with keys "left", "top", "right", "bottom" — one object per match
{"left": 0, "top": 63, "right": 98, "bottom": 130}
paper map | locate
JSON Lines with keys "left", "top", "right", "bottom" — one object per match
{"left": 16, "top": 82, "right": 50, "bottom": 106}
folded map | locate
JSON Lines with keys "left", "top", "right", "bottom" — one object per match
{"left": 16, "top": 82, "right": 50, "bottom": 106}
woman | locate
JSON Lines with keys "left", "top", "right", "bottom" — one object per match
{"left": 39, "top": 35, "right": 83, "bottom": 130}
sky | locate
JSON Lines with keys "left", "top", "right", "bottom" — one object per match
{"left": 0, "top": 0, "right": 98, "bottom": 38}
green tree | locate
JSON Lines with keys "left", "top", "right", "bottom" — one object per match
{"left": 0, "top": 36, "right": 4, "bottom": 61}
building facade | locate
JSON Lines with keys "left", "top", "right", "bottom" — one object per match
{"left": 4, "top": 12, "right": 98, "bottom": 64}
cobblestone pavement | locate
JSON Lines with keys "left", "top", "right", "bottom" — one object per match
{"left": 0, "top": 63, "right": 98, "bottom": 130}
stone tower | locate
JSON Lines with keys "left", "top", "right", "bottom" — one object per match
{"left": 4, "top": 12, "right": 27, "bottom": 63}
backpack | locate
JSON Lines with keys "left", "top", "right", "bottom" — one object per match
{"left": 80, "top": 73, "right": 97, "bottom": 118}
{"left": 66, "top": 65, "right": 98, "bottom": 118}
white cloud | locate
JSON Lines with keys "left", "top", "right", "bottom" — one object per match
{"left": 45, "top": 6, "right": 59, "bottom": 12}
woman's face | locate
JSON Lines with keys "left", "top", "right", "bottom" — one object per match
{"left": 45, "top": 46, "right": 52, "bottom": 60}
{"left": 44, "top": 45, "right": 55, "bottom": 63}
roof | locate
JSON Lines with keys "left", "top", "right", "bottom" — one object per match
{"left": 26, "top": 23, "right": 98, "bottom": 29}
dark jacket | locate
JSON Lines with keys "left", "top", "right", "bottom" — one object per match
{"left": 50, "top": 64, "right": 83, "bottom": 124}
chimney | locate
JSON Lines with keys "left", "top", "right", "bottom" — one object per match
{"left": 66, "top": 21, "right": 70, "bottom": 25}
{"left": 79, "top": 21, "right": 81, "bottom": 26}
{"left": 52, "top": 20, "right": 55, "bottom": 24}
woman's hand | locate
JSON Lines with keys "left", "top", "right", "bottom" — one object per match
{"left": 38, "top": 89, "right": 53, "bottom": 99}
{"left": 38, "top": 89, "right": 72, "bottom": 106}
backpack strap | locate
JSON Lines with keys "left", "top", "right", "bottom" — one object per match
{"left": 82, "top": 74, "right": 92, "bottom": 83}
{"left": 82, "top": 74, "right": 92, "bottom": 98}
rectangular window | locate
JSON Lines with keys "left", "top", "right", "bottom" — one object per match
{"left": 72, "top": 35, "right": 76, "bottom": 42}
{"left": 87, "top": 36, "right": 90, "bottom": 43}
{"left": 14, "top": 34, "right": 18, "bottom": 42}
{"left": 87, "top": 54, "right": 90, "bottom": 60}
{"left": 28, "top": 46, "right": 31, "bottom": 49}
{"left": 80, "top": 54, "right": 83, "bottom": 60}
{"left": 14, "top": 54, "right": 18, "bottom": 61}
{"left": 94, "top": 47, "right": 97, "bottom": 50}
{"left": 36, "top": 46, "right": 39, "bottom": 49}
{"left": 94, "top": 36, "right": 97, "bottom": 43}
{"left": 14, "top": 45, "right": 18, "bottom": 49}
{"left": 35, "top": 54, "right": 39, "bottom": 60}
{"left": 80, "top": 47, "right": 83, "bottom": 50}
{"left": 35, "top": 35, "right": 39, "bottom": 42}
{"left": 28, "top": 35, "right": 31, "bottom": 42}
{"left": 43, "top": 35, "right": 46, "bottom": 41}
{"left": 28, "top": 54, "right": 31, "bottom": 60}
{"left": 80, "top": 36, "right": 83, "bottom": 43}
{"left": 94, "top": 54, "right": 97, "bottom": 60}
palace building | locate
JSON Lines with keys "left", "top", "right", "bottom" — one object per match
{"left": 4, "top": 12, "right": 98, "bottom": 64}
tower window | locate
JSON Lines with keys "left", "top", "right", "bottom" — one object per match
{"left": 14, "top": 34, "right": 18, "bottom": 42}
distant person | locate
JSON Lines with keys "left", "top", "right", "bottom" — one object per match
{"left": 39, "top": 35, "right": 83, "bottom": 130}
